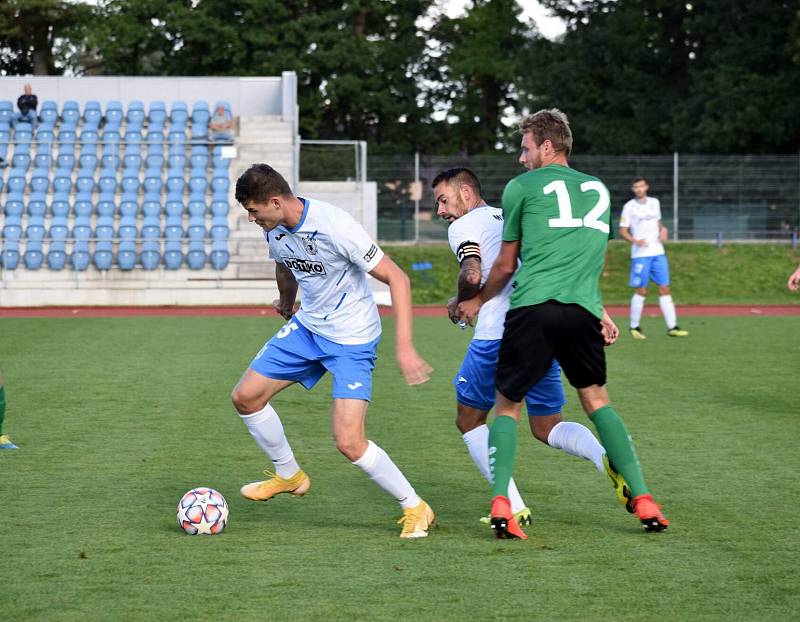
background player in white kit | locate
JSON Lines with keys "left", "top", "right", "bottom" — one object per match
{"left": 231, "top": 164, "right": 435, "bottom": 538}
{"left": 619, "top": 177, "right": 689, "bottom": 339}
{"left": 433, "top": 168, "right": 632, "bottom": 530}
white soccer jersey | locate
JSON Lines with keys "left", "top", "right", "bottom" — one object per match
{"left": 265, "top": 197, "right": 384, "bottom": 345}
{"left": 619, "top": 197, "right": 665, "bottom": 258}
{"left": 447, "top": 204, "right": 513, "bottom": 341}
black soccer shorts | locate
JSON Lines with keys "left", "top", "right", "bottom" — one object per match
{"left": 496, "top": 301, "right": 607, "bottom": 403}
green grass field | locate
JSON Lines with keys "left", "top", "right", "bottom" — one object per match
{"left": 385, "top": 242, "right": 800, "bottom": 305}
{"left": 2, "top": 315, "right": 799, "bottom": 621}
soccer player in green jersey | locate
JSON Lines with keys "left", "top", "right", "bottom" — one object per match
{"left": 458, "top": 109, "right": 668, "bottom": 537}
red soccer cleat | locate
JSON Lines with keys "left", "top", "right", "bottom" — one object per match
{"left": 633, "top": 494, "right": 670, "bottom": 532}
{"left": 489, "top": 495, "right": 528, "bottom": 540}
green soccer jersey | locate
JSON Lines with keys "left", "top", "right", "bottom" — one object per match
{"left": 502, "top": 163, "right": 611, "bottom": 318}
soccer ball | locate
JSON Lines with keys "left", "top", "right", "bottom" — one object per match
{"left": 176, "top": 487, "right": 229, "bottom": 535}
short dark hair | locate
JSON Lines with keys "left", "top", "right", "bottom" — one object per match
{"left": 431, "top": 167, "right": 482, "bottom": 197}
{"left": 632, "top": 177, "right": 647, "bottom": 184}
{"left": 519, "top": 108, "right": 573, "bottom": 156}
{"left": 235, "top": 164, "right": 293, "bottom": 206}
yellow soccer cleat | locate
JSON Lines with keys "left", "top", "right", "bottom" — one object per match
{"left": 630, "top": 326, "right": 647, "bottom": 340}
{"left": 480, "top": 506, "right": 532, "bottom": 527}
{"left": 240, "top": 469, "right": 310, "bottom": 502}
{"left": 603, "top": 455, "right": 634, "bottom": 514}
{"left": 667, "top": 326, "right": 689, "bottom": 337}
{"left": 0, "top": 434, "right": 18, "bottom": 449}
{"left": 397, "top": 500, "right": 435, "bottom": 538}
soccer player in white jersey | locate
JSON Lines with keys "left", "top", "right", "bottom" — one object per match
{"left": 433, "top": 168, "right": 633, "bottom": 532}
{"left": 619, "top": 177, "right": 689, "bottom": 339}
{"left": 231, "top": 164, "right": 435, "bottom": 538}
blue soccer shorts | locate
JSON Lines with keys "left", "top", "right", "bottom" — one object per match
{"left": 453, "top": 339, "right": 565, "bottom": 415}
{"left": 629, "top": 254, "right": 670, "bottom": 288}
{"left": 250, "top": 319, "right": 379, "bottom": 401}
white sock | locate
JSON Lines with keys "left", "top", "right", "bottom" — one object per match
{"left": 239, "top": 403, "right": 300, "bottom": 478}
{"left": 630, "top": 293, "right": 646, "bottom": 328}
{"left": 547, "top": 421, "right": 606, "bottom": 473}
{"left": 659, "top": 294, "right": 678, "bottom": 329}
{"left": 462, "top": 424, "right": 527, "bottom": 513}
{"left": 352, "top": 440, "right": 421, "bottom": 510}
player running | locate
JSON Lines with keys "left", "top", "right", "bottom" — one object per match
{"left": 433, "top": 167, "right": 632, "bottom": 534}
{"left": 458, "top": 109, "right": 669, "bottom": 538}
{"left": 0, "top": 372, "right": 17, "bottom": 449}
{"left": 231, "top": 164, "right": 435, "bottom": 538}
{"left": 619, "top": 178, "right": 688, "bottom": 339}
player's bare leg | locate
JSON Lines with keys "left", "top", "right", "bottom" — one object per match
{"left": 579, "top": 385, "right": 669, "bottom": 532}
{"left": 457, "top": 404, "right": 531, "bottom": 525}
{"left": 233, "top": 370, "right": 310, "bottom": 501}
{"left": 334, "top": 398, "right": 434, "bottom": 538}
{"left": 488, "top": 394, "right": 527, "bottom": 540}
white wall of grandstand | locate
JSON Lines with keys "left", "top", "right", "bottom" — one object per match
{"left": 0, "top": 73, "right": 379, "bottom": 307}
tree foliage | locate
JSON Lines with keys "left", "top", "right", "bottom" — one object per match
{"left": 0, "top": 0, "right": 798, "bottom": 154}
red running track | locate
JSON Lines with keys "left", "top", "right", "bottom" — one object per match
{"left": 0, "top": 304, "right": 798, "bottom": 318}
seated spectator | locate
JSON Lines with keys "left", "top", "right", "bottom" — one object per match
{"left": 16, "top": 84, "right": 38, "bottom": 126}
{"left": 209, "top": 105, "right": 234, "bottom": 143}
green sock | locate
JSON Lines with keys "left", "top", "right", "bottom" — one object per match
{"left": 0, "top": 385, "right": 5, "bottom": 436}
{"left": 489, "top": 415, "right": 518, "bottom": 498}
{"left": 589, "top": 404, "right": 649, "bottom": 497}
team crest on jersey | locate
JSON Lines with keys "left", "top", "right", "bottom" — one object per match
{"left": 302, "top": 235, "right": 318, "bottom": 255}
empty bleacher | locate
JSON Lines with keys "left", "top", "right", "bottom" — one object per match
{"left": 1, "top": 99, "right": 233, "bottom": 273}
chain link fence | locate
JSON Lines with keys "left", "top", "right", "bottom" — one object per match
{"left": 365, "top": 153, "right": 800, "bottom": 243}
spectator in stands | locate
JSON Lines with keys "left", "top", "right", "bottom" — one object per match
{"left": 209, "top": 104, "right": 234, "bottom": 143}
{"left": 16, "top": 83, "right": 38, "bottom": 126}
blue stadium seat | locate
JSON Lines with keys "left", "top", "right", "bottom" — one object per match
{"left": 105, "top": 101, "right": 123, "bottom": 125}
{"left": 41, "top": 100, "right": 57, "bottom": 111}
{"left": 146, "top": 142, "right": 164, "bottom": 156}
{"left": 211, "top": 174, "right": 229, "bottom": 193}
{"left": 186, "top": 240, "right": 206, "bottom": 270}
{"left": 166, "top": 174, "right": 184, "bottom": 194}
{"left": 75, "top": 171, "right": 95, "bottom": 194}
{"left": 118, "top": 216, "right": 137, "bottom": 240}
{"left": 143, "top": 173, "right": 162, "bottom": 195}
{"left": 165, "top": 200, "right": 184, "bottom": 218}
{"left": 188, "top": 200, "right": 206, "bottom": 218}
{"left": 101, "top": 154, "right": 120, "bottom": 170}
{"left": 140, "top": 240, "right": 160, "bottom": 270}
{"left": 168, "top": 131, "right": 186, "bottom": 147}
{"left": 93, "top": 240, "right": 113, "bottom": 271}
{"left": 124, "top": 130, "right": 143, "bottom": 145}
{"left": 95, "top": 216, "right": 114, "bottom": 241}
{"left": 190, "top": 152, "right": 208, "bottom": 169}
{"left": 2, "top": 216, "right": 22, "bottom": 241}
{"left": 0, "top": 129, "right": 9, "bottom": 159}
{"left": 34, "top": 152, "right": 52, "bottom": 169}
{"left": 6, "top": 169, "right": 26, "bottom": 194}
{"left": 123, "top": 153, "right": 142, "bottom": 170}
{"left": 117, "top": 240, "right": 137, "bottom": 270}
{"left": 210, "top": 240, "right": 229, "bottom": 270}
{"left": 71, "top": 241, "right": 91, "bottom": 271}
{"left": 59, "top": 128, "right": 77, "bottom": 143}
{"left": 127, "top": 101, "right": 145, "bottom": 124}
{"left": 1, "top": 239, "right": 20, "bottom": 269}
{"left": 83, "top": 104, "right": 102, "bottom": 129}
{"left": 39, "top": 105, "right": 59, "bottom": 127}
{"left": 56, "top": 153, "right": 75, "bottom": 170}
{"left": 23, "top": 240, "right": 44, "bottom": 270}
{"left": 212, "top": 146, "right": 230, "bottom": 170}
{"left": 26, "top": 216, "right": 46, "bottom": 241}
{"left": 12, "top": 141, "right": 30, "bottom": 156}
{"left": 171, "top": 102, "right": 189, "bottom": 124}
{"left": 80, "top": 129, "right": 99, "bottom": 144}
{"left": 211, "top": 190, "right": 228, "bottom": 205}
{"left": 141, "top": 216, "right": 161, "bottom": 239}
{"left": 103, "top": 130, "right": 121, "bottom": 148}
{"left": 147, "top": 130, "right": 164, "bottom": 145}
{"left": 188, "top": 174, "right": 208, "bottom": 195}
{"left": 11, "top": 153, "right": 31, "bottom": 170}
{"left": 62, "top": 100, "right": 79, "bottom": 121}
{"left": 210, "top": 216, "right": 230, "bottom": 241}
{"left": 4, "top": 197, "right": 24, "bottom": 218}
{"left": 167, "top": 154, "right": 186, "bottom": 169}
{"left": 142, "top": 199, "right": 161, "bottom": 218}
{"left": 72, "top": 215, "right": 92, "bottom": 241}
{"left": 146, "top": 153, "right": 164, "bottom": 170}
{"left": 36, "top": 128, "right": 55, "bottom": 144}
{"left": 187, "top": 215, "right": 206, "bottom": 240}
{"left": 189, "top": 190, "right": 207, "bottom": 205}
{"left": 149, "top": 101, "right": 166, "bottom": 118}
{"left": 15, "top": 123, "right": 33, "bottom": 139}
{"left": 121, "top": 176, "right": 139, "bottom": 194}
{"left": 30, "top": 169, "right": 49, "bottom": 194}
{"left": 27, "top": 193, "right": 47, "bottom": 217}
{"left": 209, "top": 200, "right": 228, "bottom": 218}
{"left": 163, "top": 240, "right": 183, "bottom": 270}
{"left": 96, "top": 194, "right": 116, "bottom": 217}
{"left": 168, "top": 142, "right": 185, "bottom": 157}
{"left": 0, "top": 101, "right": 14, "bottom": 125}
{"left": 119, "top": 199, "right": 138, "bottom": 218}
{"left": 73, "top": 196, "right": 93, "bottom": 218}
{"left": 79, "top": 153, "right": 98, "bottom": 170}
{"left": 51, "top": 195, "right": 70, "bottom": 217}
{"left": 164, "top": 215, "right": 184, "bottom": 240}
{"left": 47, "top": 240, "right": 67, "bottom": 270}
{"left": 98, "top": 170, "right": 117, "bottom": 194}
{"left": 49, "top": 216, "right": 68, "bottom": 241}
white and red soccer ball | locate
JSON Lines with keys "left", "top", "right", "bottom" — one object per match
{"left": 177, "top": 487, "right": 229, "bottom": 535}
